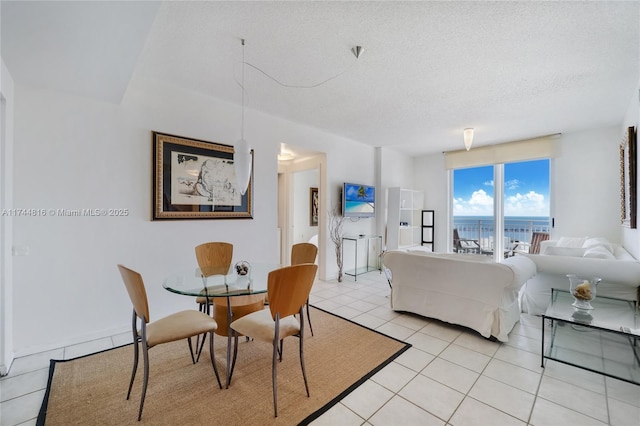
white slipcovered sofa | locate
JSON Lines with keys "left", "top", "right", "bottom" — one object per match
{"left": 381, "top": 250, "right": 537, "bottom": 342}
{"left": 519, "top": 237, "right": 640, "bottom": 315}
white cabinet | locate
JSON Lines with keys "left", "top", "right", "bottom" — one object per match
{"left": 386, "top": 188, "right": 424, "bottom": 250}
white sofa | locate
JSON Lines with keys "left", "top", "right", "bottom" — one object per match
{"left": 381, "top": 250, "right": 537, "bottom": 342}
{"left": 519, "top": 237, "right": 640, "bottom": 315}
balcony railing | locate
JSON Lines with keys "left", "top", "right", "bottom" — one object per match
{"left": 453, "top": 217, "right": 550, "bottom": 254}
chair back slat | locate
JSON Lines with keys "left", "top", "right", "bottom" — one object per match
{"left": 268, "top": 264, "right": 318, "bottom": 319}
{"left": 529, "top": 232, "right": 550, "bottom": 254}
{"left": 117, "top": 264, "right": 150, "bottom": 323}
{"left": 195, "top": 242, "right": 233, "bottom": 276}
{"left": 291, "top": 243, "right": 318, "bottom": 265}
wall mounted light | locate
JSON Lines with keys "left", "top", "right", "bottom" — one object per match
{"left": 464, "top": 128, "right": 474, "bottom": 151}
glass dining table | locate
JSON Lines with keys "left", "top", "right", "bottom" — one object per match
{"left": 163, "top": 262, "right": 279, "bottom": 388}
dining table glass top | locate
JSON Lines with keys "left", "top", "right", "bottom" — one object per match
{"left": 163, "top": 263, "right": 280, "bottom": 298}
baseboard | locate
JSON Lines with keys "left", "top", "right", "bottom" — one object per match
{"left": 0, "top": 355, "right": 14, "bottom": 376}
{"left": 12, "top": 324, "right": 129, "bottom": 359}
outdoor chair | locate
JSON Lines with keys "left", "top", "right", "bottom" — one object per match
{"left": 513, "top": 232, "right": 550, "bottom": 255}
{"left": 453, "top": 228, "right": 481, "bottom": 253}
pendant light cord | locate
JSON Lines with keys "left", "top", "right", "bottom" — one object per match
{"left": 244, "top": 57, "right": 358, "bottom": 89}
{"left": 241, "top": 39, "right": 245, "bottom": 141}
{"left": 235, "top": 40, "right": 360, "bottom": 92}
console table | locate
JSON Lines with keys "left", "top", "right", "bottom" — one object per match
{"left": 542, "top": 289, "right": 639, "bottom": 385}
{"left": 342, "top": 235, "right": 382, "bottom": 281}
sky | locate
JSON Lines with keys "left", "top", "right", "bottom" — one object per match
{"left": 453, "top": 159, "right": 550, "bottom": 217}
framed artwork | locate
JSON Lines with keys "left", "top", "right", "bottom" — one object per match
{"left": 152, "top": 131, "right": 253, "bottom": 220}
{"left": 620, "top": 126, "right": 637, "bottom": 228}
{"left": 310, "top": 187, "right": 319, "bottom": 226}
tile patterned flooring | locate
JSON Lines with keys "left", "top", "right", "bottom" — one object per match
{"left": 2, "top": 271, "right": 639, "bottom": 425}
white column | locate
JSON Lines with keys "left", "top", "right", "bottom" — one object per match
{"left": 0, "top": 58, "right": 15, "bottom": 376}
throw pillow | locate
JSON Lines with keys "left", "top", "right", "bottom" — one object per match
{"left": 583, "top": 246, "right": 615, "bottom": 260}
{"left": 557, "top": 236, "right": 588, "bottom": 248}
{"left": 544, "top": 246, "right": 587, "bottom": 257}
{"left": 582, "top": 237, "right": 614, "bottom": 253}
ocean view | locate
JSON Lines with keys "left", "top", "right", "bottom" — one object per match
{"left": 454, "top": 216, "right": 550, "bottom": 244}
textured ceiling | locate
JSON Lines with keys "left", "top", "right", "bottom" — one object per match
{"left": 2, "top": 1, "right": 639, "bottom": 156}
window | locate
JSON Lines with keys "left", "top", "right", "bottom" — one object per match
{"left": 452, "top": 165, "right": 495, "bottom": 254}
{"left": 452, "top": 159, "right": 550, "bottom": 258}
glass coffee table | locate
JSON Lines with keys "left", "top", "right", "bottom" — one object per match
{"left": 541, "top": 289, "right": 640, "bottom": 385}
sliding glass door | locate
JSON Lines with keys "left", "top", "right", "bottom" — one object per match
{"left": 452, "top": 159, "right": 550, "bottom": 258}
{"left": 504, "top": 159, "right": 551, "bottom": 253}
{"left": 452, "top": 165, "right": 495, "bottom": 254}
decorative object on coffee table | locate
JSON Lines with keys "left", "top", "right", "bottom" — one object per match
{"left": 567, "top": 274, "right": 601, "bottom": 311}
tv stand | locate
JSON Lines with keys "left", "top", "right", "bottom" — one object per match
{"left": 341, "top": 235, "right": 382, "bottom": 281}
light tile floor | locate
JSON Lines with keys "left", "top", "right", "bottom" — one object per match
{"left": 2, "top": 271, "right": 640, "bottom": 425}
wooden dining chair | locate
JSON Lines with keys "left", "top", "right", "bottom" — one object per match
{"left": 291, "top": 242, "right": 318, "bottom": 265}
{"left": 117, "top": 264, "right": 222, "bottom": 421}
{"left": 193, "top": 242, "right": 233, "bottom": 356}
{"left": 228, "top": 263, "right": 318, "bottom": 417}
{"left": 195, "top": 242, "right": 234, "bottom": 290}
{"left": 291, "top": 242, "right": 318, "bottom": 335}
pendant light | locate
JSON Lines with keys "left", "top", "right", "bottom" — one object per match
{"left": 234, "top": 38, "right": 252, "bottom": 196}
{"left": 464, "top": 128, "right": 474, "bottom": 151}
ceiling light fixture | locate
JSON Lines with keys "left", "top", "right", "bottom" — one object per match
{"left": 277, "top": 152, "right": 294, "bottom": 161}
{"left": 278, "top": 143, "right": 294, "bottom": 161}
{"left": 234, "top": 38, "right": 252, "bottom": 196}
{"left": 351, "top": 45, "right": 364, "bottom": 59}
{"left": 464, "top": 128, "right": 474, "bottom": 151}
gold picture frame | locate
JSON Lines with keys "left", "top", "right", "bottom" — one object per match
{"left": 152, "top": 131, "right": 253, "bottom": 220}
{"left": 620, "top": 126, "right": 637, "bottom": 228}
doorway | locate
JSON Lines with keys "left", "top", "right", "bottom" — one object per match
{"left": 277, "top": 144, "right": 326, "bottom": 279}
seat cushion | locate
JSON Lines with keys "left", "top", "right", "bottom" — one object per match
{"left": 146, "top": 310, "right": 218, "bottom": 348}
{"left": 230, "top": 309, "right": 300, "bottom": 343}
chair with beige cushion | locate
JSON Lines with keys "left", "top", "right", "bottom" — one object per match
{"left": 228, "top": 263, "right": 318, "bottom": 417}
{"left": 117, "top": 264, "right": 222, "bottom": 421}
{"left": 290, "top": 242, "right": 318, "bottom": 335}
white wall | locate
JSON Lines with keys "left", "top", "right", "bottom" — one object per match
{"left": 552, "top": 127, "right": 621, "bottom": 240}
{"left": 412, "top": 128, "right": 624, "bottom": 253}
{"left": 11, "top": 77, "right": 377, "bottom": 355}
{"left": 1, "top": 58, "right": 15, "bottom": 375}
{"left": 325, "top": 149, "right": 378, "bottom": 278}
{"left": 381, "top": 147, "right": 414, "bottom": 189}
{"left": 413, "top": 153, "right": 449, "bottom": 252}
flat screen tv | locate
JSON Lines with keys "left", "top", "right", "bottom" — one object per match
{"left": 342, "top": 182, "right": 375, "bottom": 218}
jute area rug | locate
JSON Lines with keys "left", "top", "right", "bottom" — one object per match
{"left": 37, "top": 307, "right": 410, "bottom": 425}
